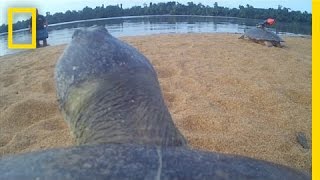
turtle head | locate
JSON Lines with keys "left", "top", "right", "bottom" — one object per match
{"left": 72, "top": 26, "right": 111, "bottom": 45}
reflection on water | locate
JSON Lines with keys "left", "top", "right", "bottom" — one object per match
{"left": 13, "top": 32, "right": 32, "bottom": 44}
{"left": 0, "top": 15, "right": 311, "bottom": 56}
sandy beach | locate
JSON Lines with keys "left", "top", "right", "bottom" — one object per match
{"left": 0, "top": 34, "right": 311, "bottom": 172}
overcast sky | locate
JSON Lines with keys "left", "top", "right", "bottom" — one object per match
{"left": 0, "top": 0, "right": 312, "bottom": 25}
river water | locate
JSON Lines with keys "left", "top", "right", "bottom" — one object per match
{"left": 0, "top": 15, "right": 311, "bottom": 56}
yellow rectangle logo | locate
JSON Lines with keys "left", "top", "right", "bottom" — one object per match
{"left": 8, "top": 8, "right": 37, "bottom": 49}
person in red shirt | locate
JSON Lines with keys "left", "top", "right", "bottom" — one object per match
{"left": 257, "top": 18, "right": 276, "bottom": 28}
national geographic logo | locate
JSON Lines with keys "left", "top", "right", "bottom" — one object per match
{"left": 7, "top": 8, "right": 37, "bottom": 49}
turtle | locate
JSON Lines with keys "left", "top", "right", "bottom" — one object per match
{"left": 0, "top": 27, "right": 309, "bottom": 180}
{"left": 239, "top": 27, "right": 285, "bottom": 47}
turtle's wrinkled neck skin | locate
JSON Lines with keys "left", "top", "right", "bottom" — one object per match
{"left": 55, "top": 27, "right": 187, "bottom": 146}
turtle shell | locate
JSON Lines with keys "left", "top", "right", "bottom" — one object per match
{"left": 244, "top": 28, "right": 284, "bottom": 42}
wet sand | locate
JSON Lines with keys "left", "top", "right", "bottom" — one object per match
{"left": 0, "top": 34, "right": 311, "bottom": 172}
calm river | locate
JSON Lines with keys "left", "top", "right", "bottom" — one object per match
{"left": 0, "top": 15, "right": 311, "bottom": 56}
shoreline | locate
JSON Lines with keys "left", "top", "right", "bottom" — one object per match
{"left": 0, "top": 14, "right": 312, "bottom": 36}
{"left": 0, "top": 32, "right": 312, "bottom": 57}
{"left": 0, "top": 34, "right": 311, "bottom": 172}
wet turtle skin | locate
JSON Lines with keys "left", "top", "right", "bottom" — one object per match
{"left": 0, "top": 144, "right": 310, "bottom": 180}
{"left": 0, "top": 27, "right": 310, "bottom": 180}
{"left": 55, "top": 26, "right": 187, "bottom": 147}
{"left": 240, "top": 27, "right": 284, "bottom": 47}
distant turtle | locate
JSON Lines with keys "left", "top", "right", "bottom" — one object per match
{"left": 239, "top": 27, "right": 284, "bottom": 47}
{"left": 0, "top": 27, "right": 309, "bottom": 180}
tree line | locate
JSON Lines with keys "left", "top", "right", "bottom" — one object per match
{"left": 0, "top": 1, "right": 311, "bottom": 33}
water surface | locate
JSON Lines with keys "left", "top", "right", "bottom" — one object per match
{"left": 0, "top": 15, "right": 311, "bottom": 56}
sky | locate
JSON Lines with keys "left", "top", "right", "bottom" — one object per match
{"left": 0, "top": 0, "right": 312, "bottom": 25}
